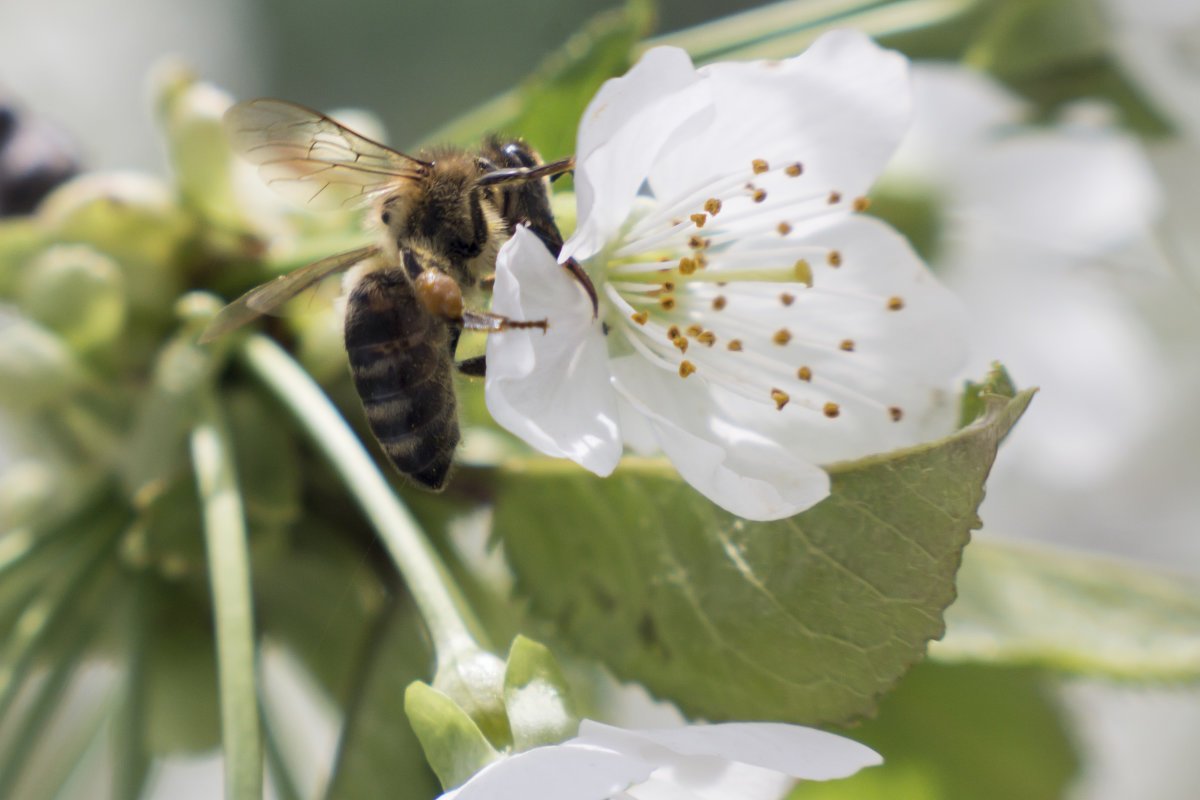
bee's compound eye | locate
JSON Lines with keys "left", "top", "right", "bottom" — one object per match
{"left": 380, "top": 210, "right": 392, "bottom": 225}
{"left": 414, "top": 270, "right": 464, "bottom": 320}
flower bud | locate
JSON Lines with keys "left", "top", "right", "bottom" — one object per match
{"left": 0, "top": 316, "right": 87, "bottom": 413}
{"left": 18, "top": 244, "right": 126, "bottom": 352}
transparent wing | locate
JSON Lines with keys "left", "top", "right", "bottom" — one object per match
{"left": 225, "top": 99, "right": 428, "bottom": 210}
{"left": 198, "top": 245, "right": 380, "bottom": 343}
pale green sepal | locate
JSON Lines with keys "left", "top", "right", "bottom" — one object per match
{"left": 503, "top": 635, "right": 579, "bottom": 751}
{"left": 404, "top": 680, "right": 501, "bottom": 791}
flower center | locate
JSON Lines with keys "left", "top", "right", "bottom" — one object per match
{"left": 582, "top": 157, "right": 911, "bottom": 426}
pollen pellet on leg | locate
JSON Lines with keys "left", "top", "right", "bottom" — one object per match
{"left": 839, "top": 339, "right": 855, "bottom": 352}
{"left": 889, "top": 406, "right": 904, "bottom": 422}
{"left": 705, "top": 198, "right": 722, "bottom": 215}
{"left": 678, "top": 360, "right": 697, "bottom": 378}
{"left": 780, "top": 293, "right": 794, "bottom": 306}
{"left": 686, "top": 324, "right": 702, "bottom": 337}
{"left": 827, "top": 191, "right": 841, "bottom": 204}
{"left": 773, "top": 328, "right": 791, "bottom": 346}
{"left": 797, "top": 366, "right": 812, "bottom": 381}
{"left": 690, "top": 213, "right": 707, "bottom": 227}
{"left": 712, "top": 295, "right": 726, "bottom": 311}
{"left": 823, "top": 402, "right": 840, "bottom": 418}
{"left": 887, "top": 296, "right": 905, "bottom": 311}
{"left": 727, "top": 339, "right": 743, "bottom": 351}
{"left": 853, "top": 196, "right": 871, "bottom": 212}
{"left": 659, "top": 296, "right": 676, "bottom": 311}
{"left": 778, "top": 221, "right": 792, "bottom": 236}
{"left": 631, "top": 311, "right": 648, "bottom": 325}
{"left": 771, "top": 389, "right": 790, "bottom": 410}
{"left": 752, "top": 158, "right": 769, "bottom": 174}
{"left": 785, "top": 162, "right": 803, "bottom": 177}
{"left": 827, "top": 250, "right": 842, "bottom": 267}
{"left": 672, "top": 336, "right": 689, "bottom": 353}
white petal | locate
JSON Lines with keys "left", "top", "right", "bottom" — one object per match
{"left": 609, "top": 356, "right": 831, "bottom": 521}
{"left": 647, "top": 29, "right": 910, "bottom": 206}
{"left": 575, "top": 721, "right": 882, "bottom": 782}
{"left": 566, "top": 47, "right": 712, "bottom": 263}
{"left": 486, "top": 228, "right": 623, "bottom": 475}
{"left": 444, "top": 743, "right": 654, "bottom": 800}
{"left": 638, "top": 762, "right": 795, "bottom": 800}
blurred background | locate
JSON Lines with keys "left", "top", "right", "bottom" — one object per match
{"left": 1, "top": 0, "right": 1199, "bottom": 798}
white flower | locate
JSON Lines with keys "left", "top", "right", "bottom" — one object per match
{"left": 485, "top": 30, "right": 967, "bottom": 521}
{"left": 439, "top": 720, "right": 880, "bottom": 800}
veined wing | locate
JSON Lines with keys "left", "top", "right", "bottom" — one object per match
{"left": 225, "top": 99, "right": 429, "bottom": 210}
{"left": 199, "top": 245, "right": 380, "bottom": 343}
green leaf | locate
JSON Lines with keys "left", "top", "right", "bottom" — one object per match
{"left": 140, "top": 579, "right": 222, "bottom": 754}
{"left": 324, "top": 601, "right": 440, "bottom": 800}
{"left": 966, "top": 0, "right": 1173, "bottom": 136}
{"left": 493, "top": 385, "right": 1033, "bottom": 725}
{"left": 404, "top": 680, "right": 500, "bottom": 792}
{"left": 793, "top": 662, "right": 1077, "bottom": 800}
{"left": 503, "top": 635, "right": 578, "bottom": 751}
{"left": 932, "top": 538, "right": 1200, "bottom": 680}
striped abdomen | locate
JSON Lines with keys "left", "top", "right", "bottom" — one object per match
{"left": 344, "top": 267, "right": 458, "bottom": 490}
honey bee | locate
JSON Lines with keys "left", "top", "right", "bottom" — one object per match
{"left": 200, "top": 99, "right": 595, "bottom": 490}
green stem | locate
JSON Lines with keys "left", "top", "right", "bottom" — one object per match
{"left": 239, "top": 335, "right": 486, "bottom": 659}
{"left": 191, "top": 392, "right": 263, "bottom": 800}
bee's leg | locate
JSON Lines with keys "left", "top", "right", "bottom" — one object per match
{"left": 461, "top": 309, "right": 548, "bottom": 334}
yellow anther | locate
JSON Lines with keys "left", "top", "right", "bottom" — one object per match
{"left": 688, "top": 235, "right": 706, "bottom": 250}
{"left": 780, "top": 293, "right": 794, "bottom": 306}
{"left": 839, "top": 339, "right": 855, "bottom": 352}
{"left": 690, "top": 213, "right": 707, "bottom": 228}
{"left": 660, "top": 296, "right": 676, "bottom": 311}
{"left": 752, "top": 188, "right": 767, "bottom": 203}
{"left": 771, "top": 389, "right": 790, "bottom": 410}
{"left": 666, "top": 325, "right": 681, "bottom": 340}
{"left": 853, "top": 196, "right": 871, "bottom": 212}
{"left": 712, "top": 295, "right": 727, "bottom": 311}
{"left": 778, "top": 221, "right": 792, "bottom": 236}
{"left": 785, "top": 162, "right": 803, "bottom": 177}
{"left": 678, "top": 257, "right": 697, "bottom": 275}
{"left": 673, "top": 336, "right": 689, "bottom": 353}
{"left": 887, "top": 296, "right": 904, "bottom": 311}
{"left": 823, "top": 402, "right": 840, "bottom": 418}
{"left": 794, "top": 259, "right": 813, "bottom": 286}
{"left": 752, "top": 158, "right": 769, "bottom": 174}
{"left": 686, "top": 324, "right": 703, "bottom": 337}
{"left": 827, "top": 250, "right": 842, "bottom": 267}
{"left": 631, "top": 311, "right": 649, "bottom": 325}
{"left": 697, "top": 330, "right": 716, "bottom": 346}
{"left": 773, "top": 328, "right": 791, "bottom": 346}
{"left": 705, "top": 198, "right": 722, "bottom": 215}
{"left": 797, "top": 366, "right": 812, "bottom": 382}
{"left": 727, "top": 339, "right": 743, "bottom": 351}
{"left": 679, "top": 360, "right": 697, "bottom": 378}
